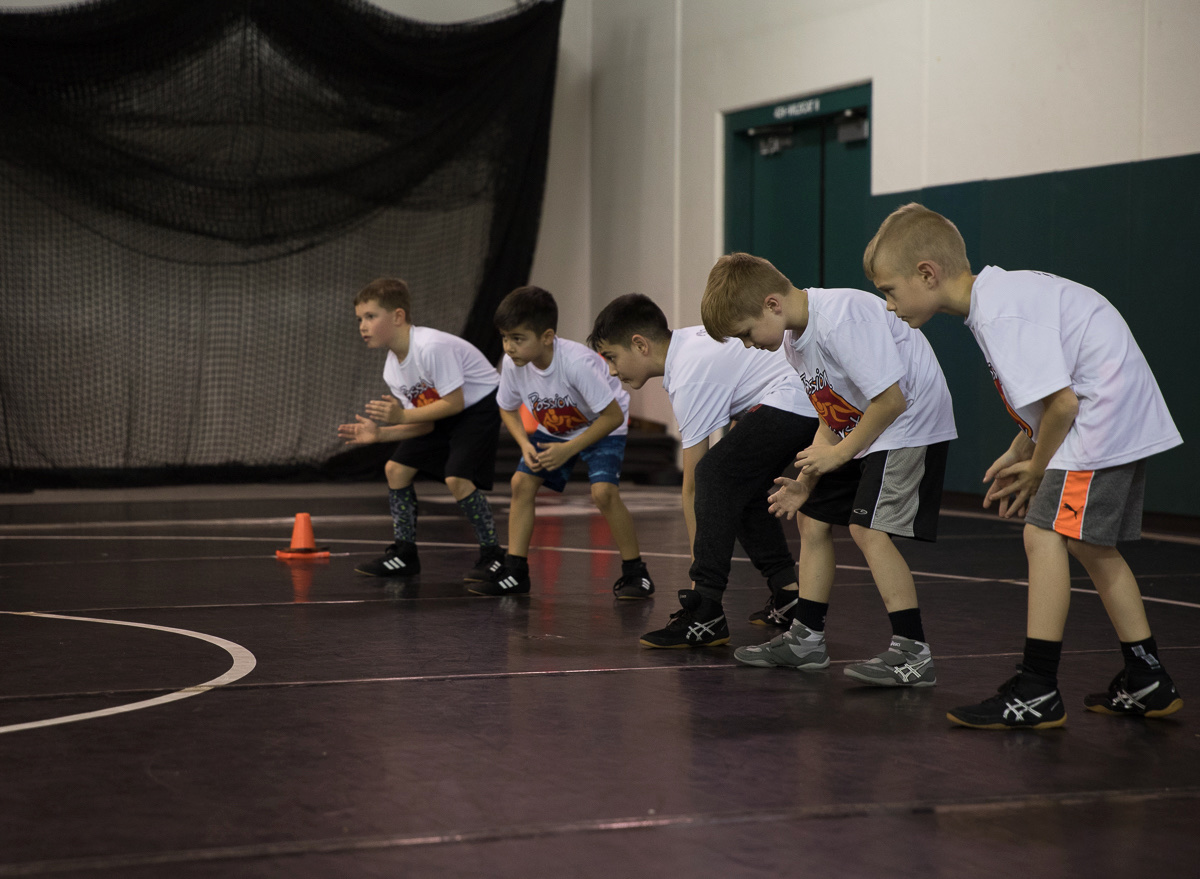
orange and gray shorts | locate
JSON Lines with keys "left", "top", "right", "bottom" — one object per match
{"left": 1025, "top": 459, "right": 1146, "bottom": 546}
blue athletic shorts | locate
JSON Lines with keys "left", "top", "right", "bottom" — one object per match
{"left": 516, "top": 431, "right": 626, "bottom": 493}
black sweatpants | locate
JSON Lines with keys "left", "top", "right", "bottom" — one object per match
{"left": 688, "top": 405, "right": 820, "bottom": 602}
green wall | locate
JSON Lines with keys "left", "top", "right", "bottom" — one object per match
{"left": 865, "top": 154, "right": 1199, "bottom": 516}
{"left": 727, "top": 89, "right": 1197, "bottom": 515}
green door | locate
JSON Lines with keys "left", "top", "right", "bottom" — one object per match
{"left": 726, "top": 84, "right": 872, "bottom": 290}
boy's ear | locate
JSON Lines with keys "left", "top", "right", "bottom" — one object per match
{"left": 392, "top": 307, "right": 408, "bottom": 324}
{"left": 916, "top": 260, "right": 939, "bottom": 287}
{"left": 540, "top": 327, "right": 557, "bottom": 345}
{"left": 630, "top": 333, "right": 650, "bottom": 355}
{"left": 763, "top": 293, "right": 783, "bottom": 314}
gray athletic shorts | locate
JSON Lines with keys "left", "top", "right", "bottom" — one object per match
{"left": 1024, "top": 460, "right": 1146, "bottom": 546}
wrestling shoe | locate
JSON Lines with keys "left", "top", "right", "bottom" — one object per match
{"left": 467, "top": 562, "right": 531, "bottom": 596}
{"left": 844, "top": 636, "right": 936, "bottom": 687}
{"left": 947, "top": 667, "right": 1066, "bottom": 729}
{"left": 733, "top": 620, "right": 829, "bottom": 669}
{"left": 1084, "top": 668, "right": 1183, "bottom": 718}
{"left": 613, "top": 564, "right": 655, "bottom": 600}
{"left": 463, "top": 545, "right": 506, "bottom": 582}
{"left": 747, "top": 589, "right": 799, "bottom": 628}
{"left": 639, "top": 590, "right": 728, "bottom": 648}
{"left": 355, "top": 541, "right": 420, "bottom": 577}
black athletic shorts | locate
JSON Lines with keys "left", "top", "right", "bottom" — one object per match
{"left": 389, "top": 390, "right": 501, "bottom": 490}
{"left": 800, "top": 441, "right": 949, "bottom": 542}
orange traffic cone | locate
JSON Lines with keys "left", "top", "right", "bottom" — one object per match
{"left": 276, "top": 512, "right": 330, "bottom": 559}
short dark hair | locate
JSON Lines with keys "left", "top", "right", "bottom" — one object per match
{"left": 354, "top": 278, "right": 411, "bottom": 317}
{"left": 494, "top": 285, "right": 557, "bottom": 334}
{"left": 587, "top": 293, "right": 671, "bottom": 349}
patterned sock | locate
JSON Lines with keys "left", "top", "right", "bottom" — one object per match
{"left": 1121, "top": 636, "right": 1165, "bottom": 677}
{"left": 796, "top": 598, "right": 828, "bottom": 632}
{"left": 888, "top": 607, "right": 925, "bottom": 643}
{"left": 457, "top": 490, "right": 499, "bottom": 547}
{"left": 388, "top": 486, "right": 417, "bottom": 544}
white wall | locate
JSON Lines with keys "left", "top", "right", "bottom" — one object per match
{"left": 590, "top": 0, "right": 1200, "bottom": 428}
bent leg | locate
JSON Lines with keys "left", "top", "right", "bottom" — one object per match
{"left": 508, "top": 471, "right": 542, "bottom": 557}
{"left": 591, "top": 481, "right": 641, "bottom": 561}
{"left": 1067, "top": 539, "right": 1151, "bottom": 642}
{"left": 1024, "top": 523, "right": 1073, "bottom": 641}
{"left": 849, "top": 524, "right": 917, "bottom": 612}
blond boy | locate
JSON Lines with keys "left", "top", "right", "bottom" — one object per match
{"left": 865, "top": 203, "right": 1183, "bottom": 728}
{"left": 702, "top": 254, "right": 956, "bottom": 687}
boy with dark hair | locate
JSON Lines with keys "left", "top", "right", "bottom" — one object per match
{"left": 473, "top": 285, "right": 653, "bottom": 597}
{"left": 865, "top": 202, "right": 1183, "bottom": 727}
{"left": 702, "top": 253, "right": 957, "bottom": 687}
{"left": 589, "top": 293, "right": 821, "bottom": 647}
{"left": 338, "top": 277, "right": 503, "bottom": 583}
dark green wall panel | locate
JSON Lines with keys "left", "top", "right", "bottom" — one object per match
{"left": 865, "top": 153, "right": 1199, "bottom": 516}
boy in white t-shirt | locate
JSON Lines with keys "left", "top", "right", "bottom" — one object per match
{"left": 338, "top": 278, "right": 504, "bottom": 584}
{"left": 588, "top": 293, "right": 821, "bottom": 648}
{"left": 865, "top": 203, "right": 1183, "bottom": 728}
{"left": 471, "top": 285, "right": 654, "bottom": 598}
{"left": 702, "top": 253, "right": 957, "bottom": 688}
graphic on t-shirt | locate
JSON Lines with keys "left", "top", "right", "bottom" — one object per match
{"left": 401, "top": 380, "right": 442, "bottom": 408}
{"left": 988, "top": 363, "right": 1033, "bottom": 438}
{"left": 801, "top": 368, "right": 862, "bottom": 438}
{"left": 528, "top": 392, "right": 588, "bottom": 435}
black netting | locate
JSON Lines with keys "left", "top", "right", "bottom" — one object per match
{"left": 0, "top": 0, "right": 562, "bottom": 485}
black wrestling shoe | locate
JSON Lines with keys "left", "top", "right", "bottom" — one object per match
{"left": 639, "top": 590, "right": 729, "bottom": 648}
{"left": 467, "top": 562, "right": 531, "bottom": 596}
{"left": 1084, "top": 668, "right": 1183, "bottom": 718}
{"left": 355, "top": 541, "right": 420, "bottom": 578}
{"left": 748, "top": 589, "right": 799, "bottom": 628}
{"left": 613, "top": 563, "right": 655, "bottom": 600}
{"left": 463, "top": 545, "right": 506, "bottom": 582}
{"left": 947, "top": 667, "right": 1066, "bottom": 730}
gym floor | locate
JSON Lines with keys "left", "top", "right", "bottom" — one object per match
{"left": 2, "top": 482, "right": 1198, "bottom": 877}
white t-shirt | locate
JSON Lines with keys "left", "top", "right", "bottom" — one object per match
{"left": 966, "top": 266, "right": 1181, "bottom": 470}
{"left": 783, "top": 288, "right": 957, "bottom": 455}
{"left": 663, "top": 326, "right": 817, "bottom": 449}
{"left": 497, "top": 336, "right": 629, "bottom": 439}
{"left": 383, "top": 325, "right": 499, "bottom": 410}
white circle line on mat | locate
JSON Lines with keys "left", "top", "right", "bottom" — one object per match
{"left": 0, "top": 612, "right": 257, "bottom": 735}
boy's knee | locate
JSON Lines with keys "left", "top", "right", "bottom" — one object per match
{"left": 798, "top": 514, "right": 831, "bottom": 541}
{"left": 590, "top": 481, "right": 619, "bottom": 508}
{"left": 1023, "top": 522, "right": 1065, "bottom": 554}
{"left": 384, "top": 460, "right": 413, "bottom": 488}
{"left": 511, "top": 472, "right": 540, "bottom": 502}
{"left": 849, "top": 523, "right": 889, "bottom": 549}
{"left": 444, "top": 475, "right": 476, "bottom": 498}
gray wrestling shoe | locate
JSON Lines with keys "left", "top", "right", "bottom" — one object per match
{"left": 843, "top": 636, "right": 936, "bottom": 687}
{"left": 733, "top": 620, "right": 830, "bottom": 670}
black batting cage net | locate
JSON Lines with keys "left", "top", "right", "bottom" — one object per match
{"left": 0, "top": 0, "right": 562, "bottom": 487}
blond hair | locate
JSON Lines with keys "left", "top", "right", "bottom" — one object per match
{"left": 863, "top": 203, "right": 970, "bottom": 281}
{"left": 701, "top": 253, "right": 791, "bottom": 341}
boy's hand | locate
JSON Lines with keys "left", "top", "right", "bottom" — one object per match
{"left": 767, "top": 476, "right": 813, "bottom": 520}
{"left": 338, "top": 414, "right": 379, "bottom": 445}
{"left": 365, "top": 394, "right": 405, "bottom": 425}
{"left": 535, "top": 441, "right": 572, "bottom": 471}
{"left": 984, "top": 460, "right": 1042, "bottom": 519}
{"left": 521, "top": 444, "right": 544, "bottom": 472}
{"left": 793, "top": 442, "right": 848, "bottom": 478}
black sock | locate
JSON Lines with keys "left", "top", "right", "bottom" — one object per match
{"left": 621, "top": 556, "right": 644, "bottom": 576}
{"left": 1121, "top": 636, "right": 1165, "bottom": 677}
{"left": 888, "top": 607, "right": 925, "bottom": 643}
{"left": 796, "top": 598, "right": 828, "bottom": 632}
{"left": 505, "top": 553, "right": 529, "bottom": 576}
{"left": 1021, "top": 638, "right": 1062, "bottom": 686}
